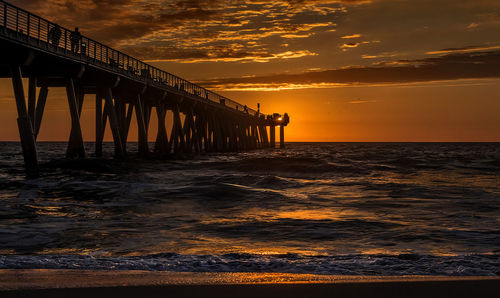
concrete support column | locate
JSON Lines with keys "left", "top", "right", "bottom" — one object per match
{"left": 155, "top": 103, "right": 169, "bottom": 156}
{"left": 34, "top": 86, "right": 48, "bottom": 140}
{"left": 65, "top": 78, "right": 86, "bottom": 159}
{"left": 104, "top": 88, "right": 124, "bottom": 158}
{"left": 27, "top": 75, "right": 37, "bottom": 130}
{"left": 121, "top": 103, "right": 134, "bottom": 152}
{"left": 280, "top": 125, "right": 285, "bottom": 149}
{"left": 269, "top": 125, "right": 275, "bottom": 149}
{"left": 11, "top": 66, "right": 39, "bottom": 178}
{"left": 135, "top": 94, "right": 149, "bottom": 156}
{"left": 95, "top": 92, "right": 103, "bottom": 157}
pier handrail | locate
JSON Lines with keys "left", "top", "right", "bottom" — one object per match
{"left": 0, "top": 0, "right": 260, "bottom": 116}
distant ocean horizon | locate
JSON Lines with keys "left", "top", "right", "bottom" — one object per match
{"left": 0, "top": 142, "right": 499, "bottom": 275}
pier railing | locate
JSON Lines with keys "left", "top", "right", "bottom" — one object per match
{"left": 0, "top": 0, "right": 259, "bottom": 116}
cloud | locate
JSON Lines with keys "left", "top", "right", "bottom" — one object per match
{"left": 341, "top": 42, "right": 361, "bottom": 48}
{"left": 466, "top": 12, "right": 500, "bottom": 29}
{"left": 196, "top": 50, "right": 500, "bottom": 90}
{"left": 341, "top": 34, "right": 361, "bottom": 39}
{"left": 340, "top": 40, "right": 377, "bottom": 51}
{"left": 123, "top": 45, "right": 318, "bottom": 63}
{"left": 427, "top": 45, "right": 500, "bottom": 55}
{"left": 348, "top": 99, "right": 376, "bottom": 104}
{"left": 361, "top": 52, "right": 397, "bottom": 59}
{"left": 280, "top": 0, "right": 372, "bottom": 5}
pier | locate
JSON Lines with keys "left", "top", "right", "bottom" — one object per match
{"left": 0, "top": 1, "right": 290, "bottom": 178}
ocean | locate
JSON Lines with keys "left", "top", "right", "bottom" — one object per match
{"left": 0, "top": 142, "right": 499, "bottom": 276}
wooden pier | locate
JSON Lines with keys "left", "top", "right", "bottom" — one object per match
{"left": 0, "top": 1, "right": 290, "bottom": 178}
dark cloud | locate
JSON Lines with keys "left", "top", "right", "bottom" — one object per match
{"left": 281, "top": 0, "right": 371, "bottom": 4}
{"left": 122, "top": 45, "right": 316, "bottom": 62}
{"left": 9, "top": 0, "right": 343, "bottom": 58}
{"left": 427, "top": 44, "right": 500, "bottom": 55}
{"left": 10, "top": 0, "right": 219, "bottom": 43}
{"left": 196, "top": 50, "right": 500, "bottom": 89}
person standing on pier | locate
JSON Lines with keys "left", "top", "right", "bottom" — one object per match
{"left": 48, "top": 24, "right": 62, "bottom": 48}
{"left": 70, "top": 27, "right": 82, "bottom": 53}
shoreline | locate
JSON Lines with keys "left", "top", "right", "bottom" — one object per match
{"left": 1, "top": 270, "right": 499, "bottom": 298}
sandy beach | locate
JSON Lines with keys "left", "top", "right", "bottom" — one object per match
{"left": 0, "top": 270, "right": 498, "bottom": 298}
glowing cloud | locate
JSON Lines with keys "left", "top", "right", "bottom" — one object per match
{"left": 342, "top": 34, "right": 361, "bottom": 39}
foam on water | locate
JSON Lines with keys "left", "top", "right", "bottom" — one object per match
{"left": 0, "top": 253, "right": 498, "bottom": 276}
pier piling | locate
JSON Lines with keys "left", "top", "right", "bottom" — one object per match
{"left": 280, "top": 125, "right": 285, "bottom": 149}
{"left": 34, "top": 86, "right": 48, "bottom": 141}
{"left": 11, "top": 66, "right": 39, "bottom": 177}
{"left": 65, "top": 78, "right": 86, "bottom": 159}
{"left": 270, "top": 125, "right": 276, "bottom": 149}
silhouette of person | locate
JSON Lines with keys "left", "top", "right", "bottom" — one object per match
{"left": 48, "top": 24, "right": 62, "bottom": 47}
{"left": 244, "top": 105, "right": 248, "bottom": 113}
{"left": 70, "top": 27, "right": 82, "bottom": 53}
{"left": 81, "top": 42, "right": 87, "bottom": 55}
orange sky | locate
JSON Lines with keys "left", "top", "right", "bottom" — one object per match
{"left": 1, "top": 0, "right": 500, "bottom": 142}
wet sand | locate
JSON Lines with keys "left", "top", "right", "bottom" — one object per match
{"left": 0, "top": 270, "right": 499, "bottom": 297}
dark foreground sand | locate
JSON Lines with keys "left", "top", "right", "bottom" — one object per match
{"left": 0, "top": 270, "right": 499, "bottom": 298}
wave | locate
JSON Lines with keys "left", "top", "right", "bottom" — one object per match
{"left": 0, "top": 253, "right": 498, "bottom": 276}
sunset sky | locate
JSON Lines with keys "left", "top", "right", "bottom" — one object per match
{"left": 1, "top": 0, "right": 500, "bottom": 141}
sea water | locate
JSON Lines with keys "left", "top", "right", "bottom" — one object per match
{"left": 0, "top": 142, "right": 499, "bottom": 275}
